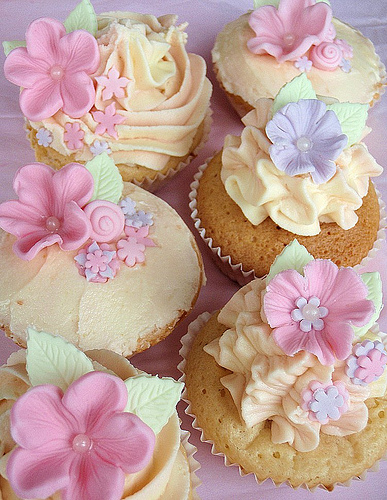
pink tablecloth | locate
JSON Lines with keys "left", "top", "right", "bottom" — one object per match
{"left": 1, "top": 1, "right": 387, "bottom": 498}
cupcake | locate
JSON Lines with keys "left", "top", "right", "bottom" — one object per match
{"left": 0, "top": 154, "right": 204, "bottom": 356}
{"left": 0, "top": 328, "right": 199, "bottom": 499}
{"left": 212, "top": 0, "right": 386, "bottom": 117}
{"left": 190, "top": 74, "right": 384, "bottom": 283}
{"left": 182, "top": 240, "right": 387, "bottom": 490}
{"left": 3, "top": 0, "right": 212, "bottom": 190}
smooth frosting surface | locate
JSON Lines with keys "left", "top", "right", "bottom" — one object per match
{"left": 0, "top": 349, "right": 191, "bottom": 500}
{"left": 28, "top": 12, "right": 212, "bottom": 170}
{"left": 0, "top": 183, "right": 203, "bottom": 356}
{"left": 213, "top": 15, "right": 384, "bottom": 106}
{"left": 220, "top": 99, "right": 382, "bottom": 235}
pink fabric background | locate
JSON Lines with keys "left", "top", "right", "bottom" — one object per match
{"left": 0, "top": 1, "right": 386, "bottom": 498}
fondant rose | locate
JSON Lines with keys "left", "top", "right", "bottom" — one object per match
{"left": 84, "top": 200, "right": 125, "bottom": 243}
{"left": 310, "top": 41, "right": 343, "bottom": 71}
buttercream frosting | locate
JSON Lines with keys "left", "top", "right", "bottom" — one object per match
{"left": 26, "top": 12, "right": 212, "bottom": 171}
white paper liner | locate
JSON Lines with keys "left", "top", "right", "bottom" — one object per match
{"left": 180, "top": 428, "right": 202, "bottom": 500}
{"left": 178, "top": 312, "right": 387, "bottom": 493}
{"left": 189, "top": 157, "right": 387, "bottom": 286}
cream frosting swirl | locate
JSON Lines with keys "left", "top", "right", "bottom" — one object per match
{"left": 28, "top": 12, "right": 212, "bottom": 171}
{"left": 0, "top": 349, "right": 191, "bottom": 500}
{"left": 220, "top": 99, "right": 382, "bottom": 236}
{"left": 204, "top": 278, "right": 387, "bottom": 452}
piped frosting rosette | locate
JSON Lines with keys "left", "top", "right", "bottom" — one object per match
{"left": 0, "top": 330, "right": 199, "bottom": 499}
{"left": 221, "top": 73, "right": 383, "bottom": 236}
{"left": 3, "top": 0, "right": 212, "bottom": 187}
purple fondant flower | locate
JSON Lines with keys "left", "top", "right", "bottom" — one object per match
{"left": 346, "top": 340, "right": 387, "bottom": 385}
{"left": 75, "top": 241, "right": 120, "bottom": 283}
{"left": 301, "top": 380, "right": 349, "bottom": 424}
{"left": 266, "top": 99, "right": 348, "bottom": 184}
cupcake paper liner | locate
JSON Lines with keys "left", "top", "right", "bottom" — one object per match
{"left": 181, "top": 428, "right": 202, "bottom": 500}
{"left": 178, "top": 312, "right": 387, "bottom": 493}
{"left": 189, "top": 157, "right": 387, "bottom": 286}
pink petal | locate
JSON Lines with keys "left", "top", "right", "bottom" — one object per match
{"left": 19, "top": 78, "right": 63, "bottom": 121}
{"left": 25, "top": 18, "right": 66, "bottom": 62}
{"left": 64, "top": 454, "right": 124, "bottom": 500}
{"left": 7, "top": 446, "right": 72, "bottom": 499}
{"left": 10, "top": 385, "right": 75, "bottom": 449}
{"left": 13, "top": 231, "right": 62, "bottom": 260}
{"left": 4, "top": 47, "right": 49, "bottom": 87}
{"left": 302, "top": 328, "right": 336, "bottom": 365}
{"left": 13, "top": 163, "right": 55, "bottom": 212}
{"left": 248, "top": 8, "right": 287, "bottom": 59}
{"left": 92, "top": 413, "right": 155, "bottom": 473}
{"left": 60, "top": 72, "right": 97, "bottom": 118}
{"left": 58, "top": 201, "right": 91, "bottom": 251}
{"left": 59, "top": 29, "right": 100, "bottom": 75}
{"left": 323, "top": 323, "right": 355, "bottom": 362}
{"left": 62, "top": 372, "right": 128, "bottom": 430}
{"left": 51, "top": 163, "right": 94, "bottom": 212}
{"left": 0, "top": 200, "right": 46, "bottom": 237}
{"left": 272, "top": 324, "right": 308, "bottom": 356}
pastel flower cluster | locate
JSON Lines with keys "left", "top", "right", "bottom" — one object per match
{"left": 248, "top": 0, "right": 353, "bottom": 73}
{"left": 346, "top": 340, "right": 387, "bottom": 385}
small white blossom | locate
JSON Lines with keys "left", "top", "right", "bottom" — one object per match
{"left": 294, "top": 56, "right": 312, "bottom": 73}
{"left": 339, "top": 58, "right": 351, "bottom": 73}
{"left": 36, "top": 127, "right": 53, "bottom": 147}
{"left": 90, "top": 139, "right": 112, "bottom": 156}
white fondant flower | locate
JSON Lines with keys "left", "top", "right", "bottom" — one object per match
{"left": 36, "top": 127, "right": 53, "bottom": 147}
{"left": 294, "top": 56, "right": 312, "bottom": 73}
{"left": 90, "top": 139, "right": 112, "bottom": 156}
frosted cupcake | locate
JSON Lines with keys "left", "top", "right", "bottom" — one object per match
{"left": 0, "top": 155, "right": 204, "bottom": 356}
{"left": 0, "top": 328, "right": 199, "bottom": 499}
{"left": 3, "top": 0, "right": 212, "bottom": 190}
{"left": 212, "top": 0, "right": 386, "bottom": 117}
{"left": 190, "top": 74, "right": 384, "bottom": 283}
{"left": 182, "top": 241, "right": 387, "bottom": 490}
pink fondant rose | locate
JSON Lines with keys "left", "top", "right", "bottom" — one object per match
{"left": 310, "top": 41, "right": 343, "bottom": 71}
{"left": 7, "top": 371, "right": 155, "bottom": 500}
{"left": 84, "top": 200, "right": 125, "bottom": 243}
{"left": 263, "top": 259, "right": 374, "bottom": 365}
{"left": 4, "top": 18, "right": 100, "bottom": 121}
{"left": 248, "top": 0, "right": 332, "bottom": 62}
{"left": 0, "top": 163, "right": 94, "bottom": 260}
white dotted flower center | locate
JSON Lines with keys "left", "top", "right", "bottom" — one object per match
{"left": 72, "top": 433, "right": 93, "bottom": 453}
{"left": 45, "top": 215, "right": 61, "bottom": 232}
{"left": 50, "top": 65, "right": 65, "bottom": 80}
{"left": 296, "top": 136, "right": 313, "bottom": 152}
{"left": 283, "top": 33, "right": 296, "bottom": 47}
{"left": 291, "top": 296, "right": 328, "bottom": 332}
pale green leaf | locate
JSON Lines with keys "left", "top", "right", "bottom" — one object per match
{"left": 64, "top": 0, "right": 98, "bottom": 36}
{"left": 26, "top": 328, "right": 94, "bottom": 391}
{"left": 326, "top": 102, "right": 368, "bottom": 146}
{"left": 3, "top": 40, "right": 26, "bottom": 57}
{"left": 85, "top": 153, "right": 123, "bottom": 204}
{"left": 124, "top": 375, "right": 183, "bottom": 435}
{"left": 266, "top": 240, "right": 314, "bottom": 283}
{"left": 353, "top": 272, "right": 383, "bottom": 339}
{"left": 273, "top": 73, "right": 317, "bottom": 114}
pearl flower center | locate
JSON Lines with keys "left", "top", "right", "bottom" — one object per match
{"left": 72, "top": 433, "right": 93, "bottom": 453}
{"left": 50, "top": 65, "right": 64, "bottom": 80}
{"left": 283, "top": 33, "right": 296, "bottom": 47}
{"left": 301, "top": 303, "right": 320, "bottom": 322}
{"left": 291, "top": 296, "right": 329, "bottom": 333}
{"left": 45, "top": 215, "right": 61, "bottom": 232}
{"left": 296, "top": 136, "right": 313, "bottom": 152}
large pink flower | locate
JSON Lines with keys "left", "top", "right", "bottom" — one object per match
{"left": 7, "top": 371, "right": 155, "bottom": 500}
{"left": 0, "top": 163, "right": 94, "bottom": 260}
{"left": 263, "top": 260, "right": 374, "bottom": 365}
{"left": 4, "top": 18, "right": 100, "bottom": 121}
{"left": 248, "top": 0, "right": 332, "bottom": 62}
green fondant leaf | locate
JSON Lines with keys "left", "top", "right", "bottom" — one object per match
{"left": 85, "top": 153, "right": 123, "bottom": 204}
{"left": 273, "top": 74, "right": 317, "bottom": 114}
{"left": 353, "top": 272, "right": 383, "bottom": 339}
{"left": 124, "top": 375, "right": 183, "bottom": 435}
{"left": 266, "top": 240, "right": 314, "bottom": 283}
{"left": 326, "top": 102, "right": 368, "bottom": 146}
{"left": 253, "top": 0, "right": 330, "bottom": 7}
{"left": 3, "top": 40, "right": 26, "bottom": 57}
{"left": 64, "top": 0, "right": 98, "bottom": 36}
{"left": 26, "top": 328, "right": 94, "bottom": 391}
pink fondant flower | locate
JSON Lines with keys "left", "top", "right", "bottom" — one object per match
{"left": 75, "top": 241, "right": 120, "bottom": 283}
{"left": 83, "top": 200, "right": 125, "bottom": 243}
{"left": 335, "top": 38, "right": 353, "bottom": 59}
{"left": 301, "top": 380, "right": 349, "bottom": 424}
{"left": 346, "top": 340, "right": 387, "bottom": 385}
{"left": 92, "top": 102, "right": 125, "bottom": 139}
{"left": 263, "top": 259, "right": 374, "bottom": 365}
{"left": 64, "top": 122, "right": 85, "bottom": 150}
{"left": 7, "top": 371, "right": 155, "bottom": 500}
{"left": 247, "top": 0, "right": 332, "bottom": 62}
{"left": 309, "top": 41, "right": 343, "bottom": 71}
{"left": 117, "top": 237, "right": 146, "bottom": 267}
{"left": 4, "top": 18, "right": 100, "bottom": 122}
{"left": 124, "top": 226, "right": 156, "bottom": 248}
{"left": 294, "top": 56, "right": 312, "bottom": 73}
{"left": 96, "top": 66, "right": 130, "bottom": 101}
{"left": 0, "top": 163, "right": 93, "bottom": 260}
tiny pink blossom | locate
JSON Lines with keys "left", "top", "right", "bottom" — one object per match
{"left": 263, "top": 259, "right": 374, "bottom": 365}
{"left": 0, "top": 163, "right": 94, "bottom": 260}
{"left": 75, "top": 242, "right": 120, "bottom": 283}
{"left": 117, "top": 237, "right": 146, "bottom": 267}
{"left": 346, "top": 340, "right": 387, "bottom": 385}
{"left": 335, "top": 38, "right": 353, "bottom": 59}
{"left": 4, "top": 18, "right": 100, "bottom": 121}
{"left": 92, "top": 102, "right": 125, "bottom": 139}
{"left": 96, "top": 66, "right": 131, "bottom": 101}
{"left": 294, "top": 56, "right": 313, "bottom": 73}
{"left": 6, "top": 371, "right": 155, "bottom": 500}
{"left": 301, "top": 380, "right": 349, "bottom": 424}
{"left": 64, "top": 122, "right": 85, "bottom": 150}
{"left": 247, "top": 0, "right": 332, "bottom": 62}
{"left": 124, "top": 226, "right": 156, "bottom": 248}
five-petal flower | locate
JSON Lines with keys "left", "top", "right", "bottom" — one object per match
{"left": 4, "top": 18, "right": 100, "bottom": 122}
{"left": 7, "top": 371, "right": 155, "bottom": 500}
{"left": 96, "top": 66, "right": 130, "bottom": 101}
{"left": 92, "top": 102, "right": 126, "bottom": 139}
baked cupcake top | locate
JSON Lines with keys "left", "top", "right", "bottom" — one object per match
{"left": 221, "top": 73, "right": 382, "bottom": 236}
{"left": 212, "top": 0, "right": 385, "bottom": 107}
{"left": 0, "top": 329, "right": 190, "bottom": 499}
{"left": 3, "top": 0, "right": 212, "bottom": 173}
{"left": 0, "top": 155, "right": 204, "bottom": 355}
{"left": 204, "top": 240, "right": 387, "bottom": 452}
